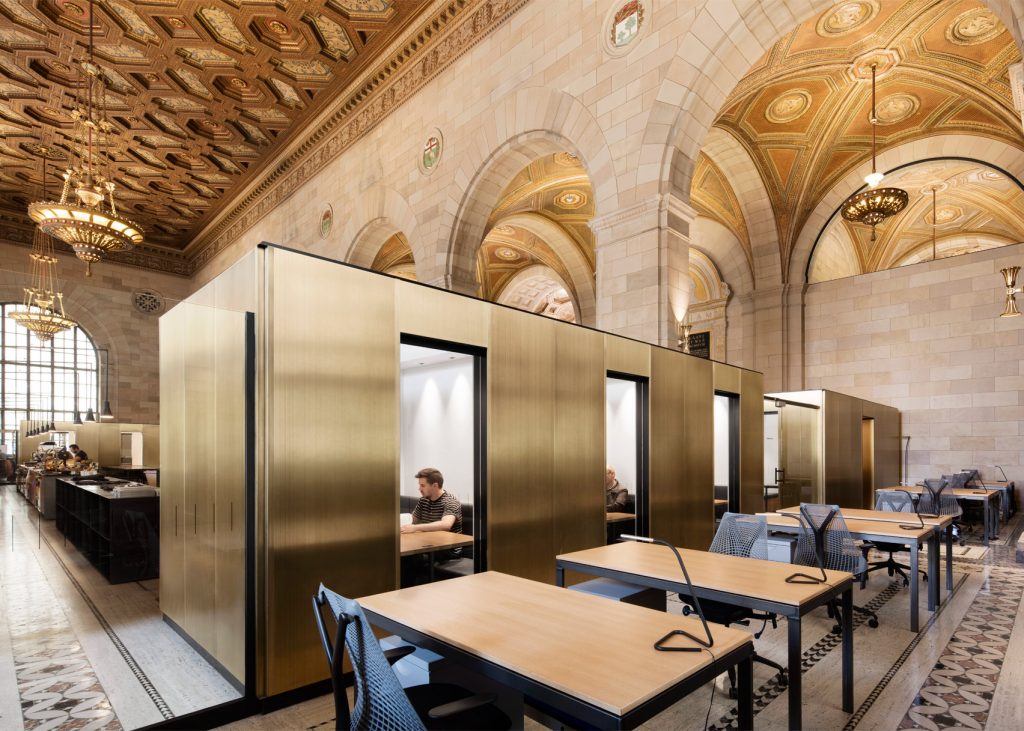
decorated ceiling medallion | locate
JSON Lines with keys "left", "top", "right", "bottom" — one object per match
{"left": 946, "top": 8, "right": 1003, "bottom": 46}
{"left": 555, "top": 190, "right": 588, "bottom": 209}
{"left": 815, "top": 1, "right": 878, "bottom": 37}
{"left": 554, "top": 151, "right": 580, "bottom": 167}
{"left": 874, "top": 93, "right": 918, "bottom": 124}
{"left": 319, "top": 204, "right": 333, "bottom": 239}
{"left": 765, "top": 90, "right": 812, "bottom": 124}
{"left": 849, "top": 48, "right": 900, "bottom": 81}
{"left": 932, "top": 205, "right": 963, "bottom": 224}
{"left": 492, "top": 224, "right": 516, "bottom": 235}
{"left": 419, "top": 129, "right": 443, "bottom": 174}
{"left": 495, "top": 247, "right": 520, "bottom": 261}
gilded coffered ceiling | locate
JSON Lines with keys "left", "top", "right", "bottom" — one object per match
{"left": 702, "top": 0, "right": 1024, "bottom": 274}
{"left": 809, "top": 159, "right": 1024, "bottom": 281}
{"left": 371, "top": 231, "right": 416, "bottom": 278}
{"left": 0, "top": 0, "right": 437, "bottom": 274}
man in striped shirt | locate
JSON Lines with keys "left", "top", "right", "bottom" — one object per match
{"left": 402, "top": 467, "right": 463, "bottom": 544}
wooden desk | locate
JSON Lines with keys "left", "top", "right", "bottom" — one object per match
{"left": 606, "top": 512, "right": 635, "bottom": 524}
{"left": 778, "top": 505, "right": 955, "bottom": 595}
{"left": 877, "top": 485, "right": 1000, "bottom": 545}
{"left": 714, "top": 499, "right": 727, "bottom": 507}
{"left": 556, "top": 541, "right": 853, "bottom": 730}
{"left": 762, "top": 511, "right": 937, "bottom": 632}
{"left": 360, "top": 572, "right": 754, "bottom": 730}
{"left": 400, "top": 531, "right": 474, "bottom": 582}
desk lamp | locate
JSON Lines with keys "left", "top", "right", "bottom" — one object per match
{"left": 996, "top": 465, "right": 1009, "bottom": 482}
{"left": 619, "top": 534, "right": 713, "bottom": 652}
{"left": 783, "top": 508, "right": 830, "bottom": 585}
{"left": 891, "top": 488, "right": 926, "bottom": 531}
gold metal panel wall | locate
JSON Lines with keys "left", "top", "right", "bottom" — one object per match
{"left": 214, "top": 308, "right": 247, "bottom": 682}
{"left": 605, "top": 334, "right": 650, "bottom": 376}
{"left": 863, "top": 402, "right": 901, "bottom": 491}
{"left": 822, "top": 392, "right": 862, "bottom": 507}
{"left": 779, "top": 403, "right": 821, "bottom": 505}
{"left": 96, "top": 423, "right": 121, "bottom": 466}
{"left": 264, "top": 249, "right": 398, "bottom": 695}
{"left": 396, "top": 279, "right": 489, "bottom": 347}
{"left": 159, "top": 308, "right": 186, "bottom": 626}
{"left": 487, "top": 306, "right": 556, "bottom": 582}
{"left": 713, "top": 362, "right": 741, "bottom": 394}
{"left": 739, "top": 370, "right": 765, "bottom": 514}
{"left": 142, "top": 425, "right": 160, "bottom": 467}
{"left": 650, "top": 350, "right": 714, "bottom": 549}
{"left": 553, "top": 325, "right": 606, "bottom": 560}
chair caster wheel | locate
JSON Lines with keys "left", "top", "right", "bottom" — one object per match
{"left": 902, "top": 578, "right": 909, "bottom": 587}
{"left": 728, "top": 687, "right": 738, "bottom": 700}
{"left": 868, "top": 618, "right": 879, "bottom": 628}
{"left": 682, "top": 606, "right": 691, "bottom": 616}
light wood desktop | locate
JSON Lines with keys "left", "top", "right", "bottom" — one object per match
{"left": 761, "top": 511, "right": 937, "bottom": 632}
{"left": 777, "top": 505, "right": 955, "bottom": 594}
{"left": 877, "top": 485, "right": 1001, "bottom": 545}
{"left": 556, "top": 540, "right": 854, "bottom": 731}
{"left": 399, "top": 531, "right": 474, "bottom": 557}
{"left": 606, "top": 511, "right": 635, "bottom": 524}
{"left": 360, "top": 571, "right": 755, "bottom": 730}
{"left": 714, "top": 499, "right": 727, "bottom": 507}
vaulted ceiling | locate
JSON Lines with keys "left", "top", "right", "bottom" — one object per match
{"left": 0, "top": 0, "right": 434, "bottom": 275}
{"left": 692, "top": 0, "right": 1024, "bottom": 280}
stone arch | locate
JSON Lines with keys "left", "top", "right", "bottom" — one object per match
{"left": 494, "top": 264, "right": 580, "bottom": 323}
{"left": 338, "top": 185, "right": 421, "bottom": 272}
{"left": 698, "top": 127, "right": 780, "bottom": 287}
{"left": 641, "top": 0, "right": 1024, "bottom": 236}
{"left": 691, "top": 216, "right": 754, "bottom": 296}
{"left": 790, "top": 135, "right": 1024, "bottom": 283}
{"left": 490, "top": 211, "right": 596, "bottom": 326}
{"left": 440, "top": 86, "right": 618, "bottom": 292}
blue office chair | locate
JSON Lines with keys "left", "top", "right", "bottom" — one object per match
{"left": 678, "top": 513, "right": 787, "bottom": 697}
{"left": 794, "top": 504, "right": 879, "bottom": 631}
{"left": 313, "top": 584, "right": 510, "bottom": 730}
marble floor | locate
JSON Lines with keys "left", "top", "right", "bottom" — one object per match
{"left": 220, "top": 511, "right": 1024, "bottom": 731}
{"left": 0, "top": 483, "right": 241, "bottom": 731}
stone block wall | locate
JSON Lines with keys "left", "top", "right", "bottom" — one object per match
{"left": 803, "top": 242, "right": 1024, "bottom": 487}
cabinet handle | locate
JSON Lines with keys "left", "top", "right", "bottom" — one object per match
{"left": 174, "top": 505, "right": 178, "bottom": 537}
{"left": 230, "top": 501, "right": 233, "bottom": 531}
{"left": 212, "top": 501, "right": 216, "bottom": 533}
{"left": 194, "top": 503, "right": 197, "bottom": 534}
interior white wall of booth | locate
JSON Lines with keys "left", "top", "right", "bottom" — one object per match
{"left": 159, "top": 244, "right": 766, "bottom": 700}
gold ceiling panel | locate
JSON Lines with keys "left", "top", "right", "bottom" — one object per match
{"left": 0, "top": 0, "right": 434, "bottom": 271}
{"left": 709, "top": 0, "right": 1024, "bottom": 272}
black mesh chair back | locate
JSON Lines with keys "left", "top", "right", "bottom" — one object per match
{"left": 709, "top": 512, "right": 770, "bottom": 560}
{"left": 794, "top": 503, "right": 866, "bottom": 576}
{"left": 875, "top": 491, "right": 915, "bottom": 514}
{"left": 942, "top": 472, "right": 970, "bottom": 490}
{"left": 314, "top": 584, "right": 426, "bottom": 731}
{"left": 920, "top": 479, "right": 961, "bottom": 518}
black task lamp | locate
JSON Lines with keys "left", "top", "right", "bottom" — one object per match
{"left": 784, "top": 507, "right": 831, "bottom": 585}
{"left": 619, "top": 534, "right": 714, "bottom": 652}
{"left": 996, "top": 465, "right": 1009, "bottom": 482}
{"left": 892, "top": 489, "right": 925, "bottom": 531}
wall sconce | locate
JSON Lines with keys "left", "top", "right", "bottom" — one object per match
{"left": 676, "top": 320, "right": 691, "bottom": 353}
{"left": 1000, "top": 266, "right": 1021, "bottom": 317}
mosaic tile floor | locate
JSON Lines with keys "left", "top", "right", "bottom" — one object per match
{"left": 0, "top": 484, "right": 241, "bottom": 731}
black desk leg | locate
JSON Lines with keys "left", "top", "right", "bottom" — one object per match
{"left": 945, "top": 526, "right": 953, "bottom": 592}
{"left": 984, "top": 498, "right": 990, "bottom": 546}
{"left": 909, "top": 541, "right": 919, "bottom": 632}
{"left": 737, "top": 655, "right": 754, "bottom": 731}
{"left": 787, "top": 616, "right": 802, "bottom": 731}
{"left": 928, "top": 532, "right": 938, "bottom": 611}
{"left": 555, "top": 566, "right": 565, "bottom": 587}
{"left": 842, "top": 588, "right": 853, "bottom": 713}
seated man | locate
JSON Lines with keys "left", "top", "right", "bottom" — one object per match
{"left": 605, "top": 465, "right": 628, "bottom": 512}
{"left": 400, "top": 468, "right": 463, "bottom": 585}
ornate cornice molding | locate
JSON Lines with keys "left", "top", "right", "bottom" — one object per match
{"left": 187, "top": 0, "right": 530, "bottom": 273}
{"left": 589, "top": 193, "right": 696, "bottom": 242}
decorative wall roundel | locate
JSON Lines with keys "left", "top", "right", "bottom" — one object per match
{"left": 765, "top": 90, "right": 812, "bottom": 123}
{"left": 874, "top": 93, "right": 919, "bottom": 124}
{"left": 602, "top": 0, "right": 648, "bottom": 57}
{"left": 946, "top": 8, "right": 1003, "bottom": 46}
{"left": 319, "top": 204, "right": 333, "bottom": 239}
{"left": 418, "top": 128, "right": 443, "bottom": 175}
{"left": 132, "top": 290, "right": 164, "bottom": 315}
{"left": 816, "top": 1, "right": 879, "bottom": 37}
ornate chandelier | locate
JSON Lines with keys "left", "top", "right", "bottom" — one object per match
{"left": 840, "top": 64, "right": 908, "bottom": 239}
{"left": 26, "top": 0, "right": 143, "bottom": 277}
{"left": 10, "top": 150, "right": 75, "bottom": 342}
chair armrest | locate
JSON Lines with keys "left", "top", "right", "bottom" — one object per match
{"left": 428, "top": 693, "right": 498, "bottom": 719}
{"left": 382, "top": 646, "right": 415, "bottom": 666}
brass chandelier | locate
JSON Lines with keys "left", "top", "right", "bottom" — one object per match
{"left": 841, "top": 64, "right": 908, "bottom": 239}
{"left": 9, "top": 150, "right": 75, "bottom": 343}
{"left": 27, "top": 0, "right": 143, "bottom": 277}
{"left": 1000, "top": 266, "right": 1021, "bottom": 317}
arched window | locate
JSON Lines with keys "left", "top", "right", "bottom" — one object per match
{"left": 1, "top": 303, "right": 98, "bottom": 455}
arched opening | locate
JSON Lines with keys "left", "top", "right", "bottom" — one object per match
{"left": 475, "top": 152, "right": 597, "bottom": 325}
{"left": 0, "top": 304, "right": 98, "bottom": 455}
{"left": 371, "top": 232, "right": 417, "bottom": 281}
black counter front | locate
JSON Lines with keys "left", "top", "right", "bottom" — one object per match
{"left": 55, "top": 478, "right": 159, "bottom": 583}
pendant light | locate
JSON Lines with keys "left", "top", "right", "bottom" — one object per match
{"left": 99, "top": 349, "right": 114, "bottom": 420}
{"left": 74, "top": 411, "right": 83, "bottom": 425}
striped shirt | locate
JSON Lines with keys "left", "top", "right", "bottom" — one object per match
{"left": 412, "top": 491, "right": 463, "bottom": 534}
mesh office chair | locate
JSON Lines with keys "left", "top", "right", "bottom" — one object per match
{"left": 794, "top": 504, "right": 879, "bottom": 631}
{"left": 920, "top": 478, "right": 964, "bottom": 545}
{"left": 312, "top": 584, "right": 510, "bottom": 731}
{"left": 679, "top": 513, "right": 787, "bottom": 697}
{"left": 861, "top": 492, "right": 926, "bottom": 587}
